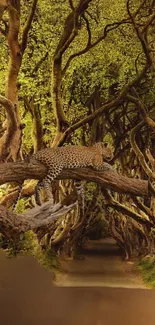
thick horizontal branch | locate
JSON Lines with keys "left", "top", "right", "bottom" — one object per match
{"left": 0, "top": 160, "right": 149, "bottom": 197}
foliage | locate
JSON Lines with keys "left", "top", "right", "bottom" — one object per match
{"left": 138, "top": 256, "right": 155, "bottom": 288}
{"left": 0, "top": 0, "right": 155, "bottom": 257}
{"left": 0, "top": 0, "right": 146, "bottom": 146}
{"left": 0, "top": 231, "right": 59, "bottom": 270}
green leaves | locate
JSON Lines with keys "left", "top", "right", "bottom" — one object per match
{"left": 0, "top": 0, "right": 154, "bottom": 148}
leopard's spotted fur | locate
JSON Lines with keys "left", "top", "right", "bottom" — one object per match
{"left": 32, "top": 142, "right": 113, "bottom": 206}
{"left": 32, "top": 142, "right": 113, "bottom": 175}
{"left": 13, "top": 142, "right": 113, "bottom": 210}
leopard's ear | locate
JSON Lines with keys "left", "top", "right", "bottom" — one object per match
{"left": 93, "top": 142, "right": 109, "bottom": 148}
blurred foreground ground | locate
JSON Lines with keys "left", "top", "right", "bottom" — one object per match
{"left": 0, "top": 239, "right": 155, "bottom": 325}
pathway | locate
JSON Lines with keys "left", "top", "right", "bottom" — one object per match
{"left": 54, "top": 237, "right": 147, "bottom": 288}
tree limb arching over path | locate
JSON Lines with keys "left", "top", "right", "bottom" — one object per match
{"left": 0, "top": 160, "right": 152, "bottom": 241}
{"left": 0, "top": 161, "right": 148, "bottom": 197}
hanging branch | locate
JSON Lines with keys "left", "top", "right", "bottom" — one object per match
{"left": 68, "top": 0, "right": 75, "bottom": 11}
{"left": 130, "top": 122, "right": 155, "bottom": 179}
{"left": 0, "top": 95, "right": 17, "bottom": 158}
{"left": 127, "top": 0, "right": 154, "bottom": 65}
{"left": 62, "top": 18, "right": 130, "bottom": 76}
{"left": 145, "top": 149, "right": 155, "bottom": 171}
{"left": 0, "top": 95, "right": 16, "bottom": 129}
{"left": 52, "top": 0, "right": 93, "bottom": 137}
{"left": 126, "top": 93, "right": 155, "bottom": 132}
{"left": 106, "top": 198, "right": 153, "bottom": 227}
{"left": 102, "top": 188, "right": 153, "bottom": 226}
{"left": 21, "top": 0, "right": 38, "bottom": 53}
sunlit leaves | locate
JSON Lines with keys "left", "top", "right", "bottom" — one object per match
{"left": 0, "top": 0, "right": 155, "bottom": 149}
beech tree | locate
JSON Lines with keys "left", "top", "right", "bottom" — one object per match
{"left": 0, "top": 0, "right": 155, "bottom": 258}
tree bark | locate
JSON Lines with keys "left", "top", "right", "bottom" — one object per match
{"left": 0, "top": 1, "right": 22, "bottom": 161}
{"left": 0, "top": 0, "right": 37, "bottom": 161}
{"left": 52, "top": 0, "right": 92, "bottom": 145}
{"left": 0, "top": 161, "right": 149, "bottom": 197}
{"left": 0, "top": 201, "right": 77, "bottom": 239}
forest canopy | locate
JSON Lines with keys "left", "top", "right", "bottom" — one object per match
{"left": 0, "top": 0, "right": 155, "bottom": 259}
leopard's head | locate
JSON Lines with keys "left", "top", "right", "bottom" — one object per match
{"left": 94, "top": 142, "right": 114, "bottom": 162}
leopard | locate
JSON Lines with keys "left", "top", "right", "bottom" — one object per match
{"left": 12, "top": 142, "right": 113, "bottom": 212}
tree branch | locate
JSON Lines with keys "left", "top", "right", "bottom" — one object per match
{"left": 51, "top": 0, "right": 95, "bottom": 139}
{"left": 68, "top": 0, "right": 74, "bottom": 11}
{"left": 62, "top": 11, "right": 92, "bottom": 76}
{"left": 0, "top": 201, "right": 77, "bottom": 239}
{"left": 21, "top": 0, "right": 38, "bottom": 53}
{"left": 0, "top": 95, "right": 16, "bottom": 127}
{"left": 58, "top": 65, "right": 150, "bottom": 145}
{"left": 130, "top": 121, "right": 155, "bottom": 179}
{"left": 0, "top": 161, "right": 149, "bottom": 197}
{"left": 126, "top": 93, "right": 155, "bottom": 131}
{"left": 62, "top": 19, "right": 130, "bottom": 76}
{"left": 127, "top": 0, "right": 154, "bottom": 65}
{"left": 0, "top": 95, "right": 17, "bottom": 158}
{"left": 54, "top": 0, "right": 92, "bottom": 60}
{"left": 107, "top": 198, "right": 153, "bottom": 227}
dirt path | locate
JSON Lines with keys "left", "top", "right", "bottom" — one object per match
{"left": 54, "top": 238, "right": 147, "bottom": 288}
{"left": 0, "top": 247, "right": 155, "bottom": 325}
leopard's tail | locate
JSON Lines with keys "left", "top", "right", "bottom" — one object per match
{"left": 12, "top": 183, "right": 23, "bottom": 212}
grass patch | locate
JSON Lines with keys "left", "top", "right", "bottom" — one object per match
{"left": 0, "top": 231, "right": 60, "bottom": 272}
{"left": 138, "top": 255, "right": 155, "bottom": 288}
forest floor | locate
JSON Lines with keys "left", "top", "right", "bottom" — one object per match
{"left": 54, "top": 237, "right": 147, "bottom": 288}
